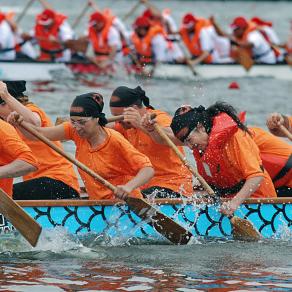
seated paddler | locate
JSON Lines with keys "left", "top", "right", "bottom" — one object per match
{"left": 109, "top": 85, "right": 193, "bottom": 198}
{"left": 142, "top": 101, "right": 277, "bottom": 216}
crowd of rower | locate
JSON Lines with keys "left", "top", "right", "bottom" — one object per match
{"left": 0, "top": 0, "right": 292, "bottom": 68}
{"left": 0, "top": 80, "right": 291, "bottom": 217}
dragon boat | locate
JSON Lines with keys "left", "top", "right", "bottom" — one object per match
{"left": 0, "top": 197, "right": 291, "bottom": 242}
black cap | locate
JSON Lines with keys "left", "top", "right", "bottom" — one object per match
{"left": 3, "top": 80, "right": 26, "bottom": 98}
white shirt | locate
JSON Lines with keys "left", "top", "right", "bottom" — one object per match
{"left": 151, "top": 34, "right": 169, "bottom": 62}
{"left": 0, "top": 20, "right": 16, "bottom": 60}
{"left": 247, "top": 30, "right": 276, "bottom": 63}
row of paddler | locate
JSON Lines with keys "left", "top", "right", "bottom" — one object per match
{"left": 0, "top": 0, "right": 291, "bottom": 70}
{"left": 0, "top": 80, "right": 291, "bottom": 217}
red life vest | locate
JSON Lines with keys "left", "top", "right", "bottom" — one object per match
{"left": 35, "top": 13, "right": 67, "bottom": 61}
{"left": 131, "top": 25, "right": 164, "bottom": 64}
{"left": 193, "top": 113, "right": 250, "bottom": 197}
{"left": 180, "top": 18, "right": 213, "bottom": 63}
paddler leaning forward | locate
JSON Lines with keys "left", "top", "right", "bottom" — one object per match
{"left": 142, "top": 101, "right": 277, "bottom": 216}
{"left": 8, "top": 92, "right": 154, "bottom": 200}
{"left": 109, "top": 85, "right": 193, "bottom": 198}
{"left": 0, "top": 80, "right": 80, "bottom": 200}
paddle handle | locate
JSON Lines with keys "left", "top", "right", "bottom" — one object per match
{"left": 279, "top": 125, "right": 292, "bottom": 141}
{"left": 55, "top": 115, "right": 124, "bottom": 126}
{"left": 153, "top": 123, "right": 215, "bottom": 195}
{"left": 16, "top": 0, "right": 35, "bottom": 24}
{"left": 19, "top": 121, "right": 117, "bottom": 193}
{"left": 177, "top": 42, "right": 197, "bottom": 76}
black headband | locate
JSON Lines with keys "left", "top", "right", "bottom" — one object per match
{"left": 110, "top": 86, "right": 154, "bottom": 109}
{"left": 170, "top": 105, "right": 206, "bottom": 142}
{"left": 0, "top": 81, "right": 26, "bottom": 104}
{"left": 70, "top": 92, "right": 107, "bottom": 125}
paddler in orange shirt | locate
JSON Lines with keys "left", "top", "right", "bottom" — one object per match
{"left": 109, "top": 86, "right": 193, "bottom": 198}
{"left": 0, "top": 118, "right": 38, "bottom": 197}
{"left": 142, "top": 102, "right": 277, "bottom": 216}
{"left": 8, "top": 92, "right": 154, "bottom": 200}
{"left": 0, "top": 80, "right": 80, "bottom": 200}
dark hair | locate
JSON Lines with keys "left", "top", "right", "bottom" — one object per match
{"left": 171, "top": 101, "right": 249, "bottom": 141}
{"left": 70, "top": 92, "right": 107, "bottom": 126}
{"left": 203, "top": 102, "right": 249, "bottom": 134}
{"left": 110, "top": 86, "right": 154, "bottom": 109}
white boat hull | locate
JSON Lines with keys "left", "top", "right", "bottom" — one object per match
{"left": 0, "top": 60, "right": 291, "bottom": 81}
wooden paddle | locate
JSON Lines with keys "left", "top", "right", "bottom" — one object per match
{"left": 18, "top": 120, "right": 193, "bottom": 245}
{"left": 72, "top": 1, "right": 91, "bottom": 29}
{"left": 152, "top": 121, "right": 261, "bottom": 241}
{"left": 55, "top": 115, "right": 124, "bottom": 126}
{"left": 0, "top": 188, "right": 42, "bottom": 247}
{"left": 177, "top": 42, "right": 198, "bottom": 76}
{"left": 236, "top": 47, "right": 254, "bottom": 71}
{"left": 279, "top": 125, "right": 292, "bottom": 141}
{"left": 122, "top": 1, "right": 141, "bottom": 21}
{"left": 16, "top": 0, "right": 35, "bottom": 24}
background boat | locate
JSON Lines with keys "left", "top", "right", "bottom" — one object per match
{"left": 1, "top": 59, "right": 291, "bottom": 81}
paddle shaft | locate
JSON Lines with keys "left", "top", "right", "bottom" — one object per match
{"left": 72, "top": 2, "right": 91, "bottom": 29}
{"left": 55, "top": 115, "right": 124, "bottom": 126}
{"left": 177, "top": 42, "right": 197, "bottom": 76}
{"left": 0, "top": 188, "right": 42, "bottom": 247}
{"left": 16, "top": 0, "right": 35, "bottom": 24}
{"left": 280, "top": 125, "right": 292, "bottom": 141}
{"left": 122, "top": 1, "right": 141, "bottom": 21}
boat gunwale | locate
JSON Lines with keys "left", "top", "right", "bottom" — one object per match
{"left": 0, "top": 60, "right": 289, "bottom": 67}
{"left": 16, "top": 197, "right": 292, "bottom": 207}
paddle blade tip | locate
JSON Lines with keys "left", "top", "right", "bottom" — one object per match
{"left": 231, "top": 216, "right": 262, "bottom": 241}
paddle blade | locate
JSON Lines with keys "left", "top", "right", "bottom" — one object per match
{"left": 230, "top": 215, "right": 261, "bottom": 241}
{"left": 236, "top": 48, "right": 254, "bottom": 71}
{"left": 0, "top": 189, "right": 42, "bottom": 247}
{"left": 125, "top": 197, "right": 193, "bottom": 245}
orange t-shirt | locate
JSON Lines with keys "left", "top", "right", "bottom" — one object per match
{"left": 18, "top": 104, "right": 80, "bottom": 193}
{"left": 0, "top": 119, "right": 38, "bottom": 196}
{"left": 223, "top": 130, "right": 276, "bottom": 198}
{"left": 63, "top": 122, "right": 153, "bottom": 200}
{"left": 251, "top": 127, "right": 292, "bottom": 188}
{"left": 114, "top": 109, "right": 193, "bottom": 196}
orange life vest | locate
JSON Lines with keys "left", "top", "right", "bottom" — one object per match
{"left": 232, "top": 22, "right": 261, "bottom": 59}
{"left": 35, "top": 13, "right": 67, "bottom": 61}
{"left": 88, "top": 19, "right": 113, "bottom": 61}
{"left": 193, "top": 113, "right": 246, "bottom": 197}
{"left": 180, "top": 18, "right": 213, "bottom": 63}
{"left": 131, "top": 25, "right": 164, "bottom": 64}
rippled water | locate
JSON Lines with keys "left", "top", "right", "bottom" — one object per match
{"left": 1, "top": 0, "right": 292, "bottom": 291}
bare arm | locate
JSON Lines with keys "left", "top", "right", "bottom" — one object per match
{"left": 8, "top": 113, "right": 67, "bottom": 141}
{"left": 221, "top": 176, "right": 264, "bottom": 216}
{"left": 0, "top": 160, "right": 37, "bottom": 178}
{"left": 140, "top": 112, "right": 184, "bottom": 146}
{"left": 115, "top": 166, "right": 154, "bottom": 199}
{"left": 190, "top": 50, "right": 211, "bottom": 66}
{"left": 0, "top": 81, "right": 41, "bottom": 126}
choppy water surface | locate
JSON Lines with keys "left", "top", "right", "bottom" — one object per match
{"left": 1, "top": 0, "right": 292, "bottom": 291}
